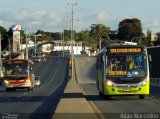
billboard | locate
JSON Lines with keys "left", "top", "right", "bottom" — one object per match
{"left": 13, "top": 31, "right": 20, "bottom": 52}
{"left": 11, "top": 25, "right": 21, "bottom": 53}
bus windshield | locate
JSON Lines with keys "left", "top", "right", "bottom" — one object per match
{"left": 5, "top": 62, "right": 29, "bottom": 78}
{"left": 107, "top": 54, "right": 147, "bottom": 78}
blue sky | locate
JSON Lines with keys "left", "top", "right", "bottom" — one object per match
{"left": 0, "top": 0, "right": 160, "bottom": 34}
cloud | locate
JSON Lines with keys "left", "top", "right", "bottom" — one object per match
{"left": 0, "top": 10, "right": 63, "bottom": 32}
{"left": 97, "top": 11, "right": 112, "bottom": 23}
{"left": 143, "top": 20, "right": 160, "bottom": 33}
{"left": 145, "top": 20, "right": 160, "bottom": 29}
{"left": 79, "top": 10, "right": 118, "bottom": 30}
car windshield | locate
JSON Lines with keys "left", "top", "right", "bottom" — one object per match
{"left": 107, "top": 54, "right": 147, "bottom": 78}
{"left": 5, "top": 62, "right": 29, "bottom": 77}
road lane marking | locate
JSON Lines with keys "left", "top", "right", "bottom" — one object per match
{"left": 78, "top": 85, "right": 105, "bottom": 119}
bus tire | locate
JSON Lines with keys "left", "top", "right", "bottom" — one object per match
{"left": 6, "top": 88, "right": 9, "bottom": 92}
{"left": 99, "top": 91, "right": 103, "bottom": 97}
{"left": 139, "top": 95, "right": 145, "bottom": 99}
{"left": 103, "top": 95, "right": 111, "bottom": 100}
{"left": 11, "top": 88, "right": 16, "bottom": 91}
{"left": 31, "top": 87, "right": 34, "bottom": 91}
{"left": 27, "top": 87, "right": 31, "bottom": 91}
{"left": 101, "top": 84, "right": 111, "bottom": 100}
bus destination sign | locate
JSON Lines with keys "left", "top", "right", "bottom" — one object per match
{"left": 109, "top": 48, "right": 142, "bottom": 53}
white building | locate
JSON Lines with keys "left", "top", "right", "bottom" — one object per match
{"left": 20, "top": 41, "right": 91, "bottom": 55}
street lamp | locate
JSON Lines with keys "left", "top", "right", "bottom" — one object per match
{"left": 34, "top": 34, "right": 42, "bottom": 57}
{"left": 61, "top": 31, "right": 65, "bottom": 57}
{"left": 67, "top": 2, "right": 78, "bottom": 81}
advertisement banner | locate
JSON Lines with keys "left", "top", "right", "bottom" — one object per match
{"left": 13, "top": 31, "right": 20, "bottom": 52}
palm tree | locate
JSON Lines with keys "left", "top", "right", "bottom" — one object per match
{"left": 90, "top": 24, "right": 110, "bottom": 50}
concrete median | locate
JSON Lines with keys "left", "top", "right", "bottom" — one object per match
{"left": 52, "top": 80, "right": 97, "bottom": 119}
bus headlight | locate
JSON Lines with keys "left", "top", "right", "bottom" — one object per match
{"left": 4, "top": 80, "right": 9, "bottom": 84}
{"left": 26, "top": 79, "right": 31, "bottom": 83}
{"left": 107, "top": 80, "right": 113, "bottom": 86}
{"left": 141, "top": 80, "right": 147, "bottom": 86}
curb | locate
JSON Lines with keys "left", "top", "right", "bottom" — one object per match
{"left": 78, "top": 85, "right": 106, "bottom": 119}
{"left": 74, "top": 57, "right": 105, "bottom": 119}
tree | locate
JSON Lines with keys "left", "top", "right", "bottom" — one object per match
{"left": 2, "top": 28, "right": 13, "bottom": 51}
{"left": 35, "top": 29, "right": 52, "bottom": 42}
{"left": 0, "top": 26, "right": 7, "bottom": 35}
{"left": 63, "top": 29, "right": 71, "bottom": 42}
{"left": 78, "top": 30, "right": 91, "bottom": 51}
{"left": 50, "top": 32, "right": 61, "bottom": 40}
{"left": 109, "top": 30, "right": 118, "bottom": 40}
{"left": 0, "top": 26, "right": 7, "bottom": 50}
{"left": 145, "top": 29, "right": 153, "bottom": 46}
{"left": 156, "top": 32, "right": 160, "bottom": 41}
{"left": 117, "top": 18, "right": 144, "bottom": 42}
{"left": 89, "top": 24, "right": 110, "bottom": 50}
{"left": 151, "top": 32, "right": 160, "bottom": 46}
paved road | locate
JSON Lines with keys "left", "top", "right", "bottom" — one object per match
{"left": 75, "top": 56, "right": 160, "bottom": 119}
{"left": 0, "top": 56, "right": 69, "bottom": 119}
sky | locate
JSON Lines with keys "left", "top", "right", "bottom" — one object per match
{"left": 0, "top": 0, "right": 160, "bottom": 34}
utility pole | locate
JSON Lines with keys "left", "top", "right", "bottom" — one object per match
{"left": 0, "top": 33, "right": 2, "bottom": 77}
{"left": 33, "top": 34, "right": 42, "bottom": 57}
{"left": 67, "top": 2, "right": 78, "bottom": 81}
{"left": 8, "top": 37, "right": 11, "bottom": 60}
{"left": 63, "top": 30, "right": 64, "bottom": 57}
{"left": 34, "top": 35, "right": 37, "bottom": 57}
{"left": 25, "top": 30, "right": 28, "bottom": 60}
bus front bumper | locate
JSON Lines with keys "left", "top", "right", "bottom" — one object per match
{"left": 4, "top": 82, "right": 32, "bottom": 88}
{"left": 103, "top": 80, "right": 150, "bottom": 95}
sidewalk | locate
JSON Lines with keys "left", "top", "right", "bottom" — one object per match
{"left": 52, "top": 81, "right": 96, "bottom": 119}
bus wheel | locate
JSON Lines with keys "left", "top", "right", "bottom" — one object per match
{"left": 11, "top": 88, "right": 16, "bottom": 91}
{"left": 31, "top": 87, "right": 34, "bottom": 91}
{"left": 6, "top": 88, "right": 9, "bottom": 92}
{"left": 103, "top": 95, "right": 111, "bottom": 100}
{"left": 139, "top": 95, "right": 145, "bottom": 99}
{"left": 27, "top": 87, "right": 31, "bottom": 91}
{"left": 99, "top": 91, "right": 103, "bottom": 97}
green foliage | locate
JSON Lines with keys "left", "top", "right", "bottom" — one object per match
{"left": 117, "top": 18, "right": 144, "bottom": 41}
{"left": 50, "top": 32, "right": 61, "bottom": 40}
{"left": 0, "top": 26, "right": 7, "bottom": 35}
{"left": 156, "top": 32, "right": 160, "bottom": 41}
{"left": 36, "top": 29, "right": 53, "bottom": 42}
{"left": 1, "top": 28, "right": 13, "bottom": 50}
{"left": 0, "top": 26, "right": 8, "bottom": 50}
{"left": 63, "top": 29, "right": 71, "bottom": 41}
{"left": 77, "top": 30, "right": 91, "bottom": 51}
{"left": 89, "top": 24, "right": 110, "bottom": 49}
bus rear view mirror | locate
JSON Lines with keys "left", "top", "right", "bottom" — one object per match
{"left": 35, "top": 76, "right": 41, "bottom": 86}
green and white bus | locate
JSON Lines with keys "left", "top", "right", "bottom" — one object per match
{"left": 96, "top": 43, "right": 150, "bottom": 99}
